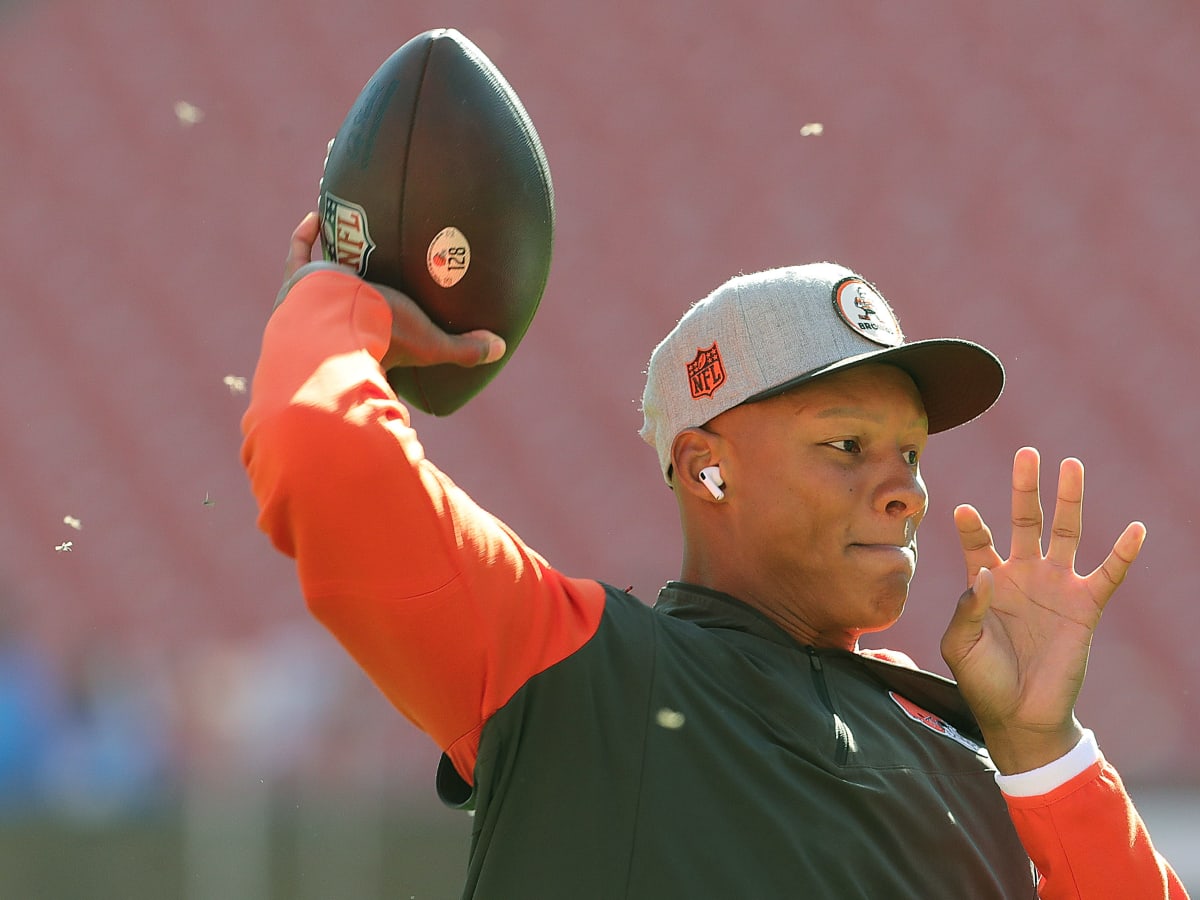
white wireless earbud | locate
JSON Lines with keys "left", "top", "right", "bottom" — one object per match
{"left": 699, "top": 466, "right": 726, "bottom": 501}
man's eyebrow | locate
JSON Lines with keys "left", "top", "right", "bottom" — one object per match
{"left": 813, "top": 406, "right": 882, "bottom": 422}
{"left": 812, "top": 406, "right": 929, "bottom": 429}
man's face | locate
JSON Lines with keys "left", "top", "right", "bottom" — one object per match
{"left": 705, "top": 363, "right": 929, "bottom": 646}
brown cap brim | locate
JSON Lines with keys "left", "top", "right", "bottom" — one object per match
{"left": 744, "top": 338, "right": 1004, "bottom": 435}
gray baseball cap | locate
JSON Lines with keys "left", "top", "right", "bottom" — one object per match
{"left": 639, "top": 263, "right": 1004, "bottom": 482}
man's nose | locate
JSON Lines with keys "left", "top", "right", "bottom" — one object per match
{"left": 879, "top": 461, "right": 928, "bottom": 522}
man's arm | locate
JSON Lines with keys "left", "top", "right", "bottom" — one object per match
{"left": 997, "top": 734, "right": 1187, "bottom": 898}
{"left": 240, "top": 215, "right": 606, "bottom": 785}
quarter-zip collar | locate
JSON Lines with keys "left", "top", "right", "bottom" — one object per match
{"left": 653, "top": 579, "right": 986, "bottom": 744}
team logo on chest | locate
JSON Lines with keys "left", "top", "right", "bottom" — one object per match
{"left": 889, "top": 691, "right": 985, "bottom": 754}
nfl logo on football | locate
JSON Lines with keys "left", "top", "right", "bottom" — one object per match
{"left": 321, "top": 192, "right": 376, "bottom": 277}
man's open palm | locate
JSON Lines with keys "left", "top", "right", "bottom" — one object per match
{"left": 940, "top": 447, "right": 1146, "bottom": 772}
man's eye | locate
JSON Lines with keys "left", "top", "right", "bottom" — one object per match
{"left": 828, "top": 439, "right": 860, "bottom": 453}
{"left": 904, "top": 449, "right": 920, "bottom": 465}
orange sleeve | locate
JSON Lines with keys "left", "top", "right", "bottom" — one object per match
{"left": 1005, "top": 758, "right": 1189, "bottom": 899}
{"left": 240, "top": 269, "right": 606, "bottom": 783}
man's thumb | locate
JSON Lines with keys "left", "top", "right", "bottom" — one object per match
{"left": 941, "top": 567, "right": 992, "bottom": 667}
{"left": 451, "top": 330, "right": 506, "bottom": 367}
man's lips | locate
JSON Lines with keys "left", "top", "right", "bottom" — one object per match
{"left": 851, "top": 525, "right": 917, "bottom": 554}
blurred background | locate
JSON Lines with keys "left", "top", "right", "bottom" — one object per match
{"left": 1, "top": 0, "right": 1197, "bottom": 896}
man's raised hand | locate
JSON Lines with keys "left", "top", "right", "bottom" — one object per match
{"left": 940, "top": 447, "right": 1146, "bottom": 773}
{"left": 276, "top": 212, "right": 505, "bottom": 370}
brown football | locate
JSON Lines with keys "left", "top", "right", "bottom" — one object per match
{"left": 318, "top": 28, "right": 554, "bottom": 415}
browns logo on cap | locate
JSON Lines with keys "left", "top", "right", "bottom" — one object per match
{"left": 831, "top": 277, "right": 903, "bottom": 347}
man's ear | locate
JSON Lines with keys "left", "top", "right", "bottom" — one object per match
{"left": 671, "top": 427, "right": 725, "bottom": 502}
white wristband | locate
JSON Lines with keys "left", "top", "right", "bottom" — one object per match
{"left": 995, "top": 728, "right": 1101, "bottom": 798}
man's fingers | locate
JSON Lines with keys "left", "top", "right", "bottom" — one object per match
{"left": 954, "top": 504, "right": 1003, "bottom": 585}
{"left": 383, "top": 327, "right": 507, "bottom": 371}
{"left": 1010, "top": 447, "right": 1044, "bottom": 560}
{"left": 284, "top": 212, "right": 321, "bottom": 281}
{"left": 1087, "top": 521, "right": 1147, "bottom": 605}
{"left": 1046, "top": 458, "right": 1084, "bottom": 568}
{"left": 368, "top": 279, "right": 508, "bottom": 370}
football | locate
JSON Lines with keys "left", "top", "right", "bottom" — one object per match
{"left": 318, "top": 28, "right": 554, "bottom": 415}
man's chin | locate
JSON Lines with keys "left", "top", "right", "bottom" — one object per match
{"left": 859, "top": 585, "right": 910, "bottom": 634}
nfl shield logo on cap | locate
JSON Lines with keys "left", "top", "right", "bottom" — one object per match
{"left": 686, "top": 343, "right": 726, "bottom": 399}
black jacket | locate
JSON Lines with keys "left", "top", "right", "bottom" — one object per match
{"left": 438, "top": 582, "right": 1035, "bottom": 898}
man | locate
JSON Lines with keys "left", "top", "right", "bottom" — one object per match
{"left": 242, "top": 212, "right": 1187, "bottom": 898}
